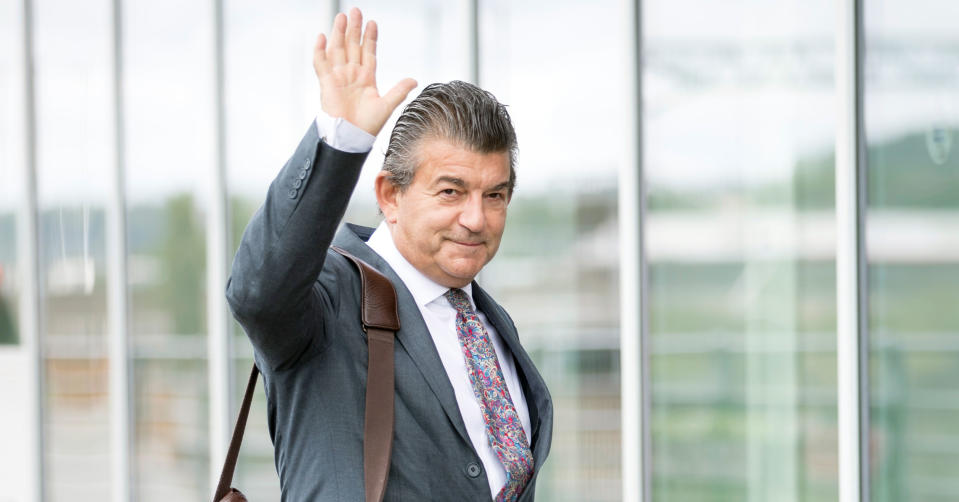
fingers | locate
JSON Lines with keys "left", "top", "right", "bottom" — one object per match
{"left": 313, "top": 33, "right": 329, "bottom": 75}
{"left": 345, "top": 7, "right": 362, "bottom": 64}
{"left": 328, "top": 12, "right": 347, "bottom": 65}
{"left": 361, "top": 20, "right": 377, "bottom": 68}
{"left": 382, "top": 78, "right": 418, "bottom": 111}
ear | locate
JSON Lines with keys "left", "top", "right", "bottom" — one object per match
{"left": 374, "top": 171, "right": 401, "bottom": 224}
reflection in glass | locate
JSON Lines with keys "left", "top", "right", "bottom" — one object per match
{"left": 480, "top": 0, "right": 624, "bottom": 499}
{"left": 865, "top": 2, "right": 959, "bottom": 500}
{"left": 644, "top": 0, "right": 838, "bottom": 500}
{"left": 34, "top": 0, "right": 113, "bottom": 498}
{"left": 123, "top": 1, "right": 213, "bottom": 498}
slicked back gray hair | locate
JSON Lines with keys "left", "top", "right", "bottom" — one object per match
{"left": 382, "top": 80, "right": 517, "bottom": 195}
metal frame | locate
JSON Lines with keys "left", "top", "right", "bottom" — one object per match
{"left": 107, "top": 0, "right": 133, "bottom": 500}
{"left": 836, "top": 0, "right": 869, "bottom": 500}
{"left": 619, "top": 0, "right": 649, "bottom": 500}
{"left": 207, "top": 0, "right": 233, "bottom": 492}
{"left": 468, "top": 0, "right": 479, "bottom": 86}
{"left": 330, "top": 0, "right": 341, "bottom": 25}
{"left": 20, "top": 0, "right": 44, "bottom": 500}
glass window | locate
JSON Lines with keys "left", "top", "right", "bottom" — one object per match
{"left": 33, "top": 0, "right": 113, "bottom": 498}
{"left": 225, "top": 0, "right": 330, "bottom": 237}
{"left": 123, "top": 0, "right": 215, "bottom": 498}
{"left": 0, "top": 0, "right": 24, "bottom": 346}
{"left": 644, "top": 0, "right": 838, "bottom": 500}
{"left": 1, "top": 4, "right": 39, "bottom": 501}
{"left": 479, "top": 0, "right": 625, "bottom": 499}
{"left": 864, "top": 2, "right": 959, "bottom": 500}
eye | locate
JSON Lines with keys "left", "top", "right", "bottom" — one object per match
{"left": 441, "top": 188, "right": 457, "bottom": 195}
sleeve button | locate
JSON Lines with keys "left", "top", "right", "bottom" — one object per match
{"left": 288, "top": 189, "right": 298, "bottom": 199}
{"left": 293, "top": 179, "right": 302, "bottom": 189}
{"left": 302, "top": 158, "right": 311, "bottom": 170}
{"left": 298, "top": 169, "right": 308, "bottom": 180}
{"left": 465, "top": 462, "right": 482, "bottom": 478}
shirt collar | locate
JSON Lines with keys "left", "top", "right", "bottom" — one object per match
{"left": 366, "top": 221, "right": 474, "bottom": 308}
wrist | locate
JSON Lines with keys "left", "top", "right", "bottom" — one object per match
{"left": 315, "top": 111, "right": 376, "bottom": 153}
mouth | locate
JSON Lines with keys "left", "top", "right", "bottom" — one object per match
{"left": 448, "top": 238, "right": 483, "bottom": 248}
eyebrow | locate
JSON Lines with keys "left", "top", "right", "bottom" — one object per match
{"left": 434, "top": 176, "right": 466, "bottom": 188}
{"left": 434, "top": 176, "right": 510, "bottom": 192}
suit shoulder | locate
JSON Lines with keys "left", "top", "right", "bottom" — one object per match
{"left": 497, "top": 303, "right": 519, "bottom": 334}
{"left": 318, "top": 248, "right": 355, "bottom": 292}
{"left": 314, "top": 249, "right": 348, "bottom": 311}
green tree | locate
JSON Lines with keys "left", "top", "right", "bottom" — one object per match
{"left": 160, "top": 193, "right": 206, "bottom": 335}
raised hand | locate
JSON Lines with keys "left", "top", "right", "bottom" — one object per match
{"left": 313, "top": 8, "right": 417, "bottom": 136}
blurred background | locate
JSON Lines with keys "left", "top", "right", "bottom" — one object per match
{"left": 1, "top": 0, "right": 957, "bottom": 501}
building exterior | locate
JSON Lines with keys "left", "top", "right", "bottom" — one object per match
{"left": 1, "top": 0, "right": 957, "bottom": 501}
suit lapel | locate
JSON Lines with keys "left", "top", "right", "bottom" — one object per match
{"left": 332, "top": 224, "right": 474, "bottom": 449}
{"left": 472, "top": 283, "right": 553, "bottom": 470}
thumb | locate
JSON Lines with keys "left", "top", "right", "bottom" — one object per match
{"left": 382, "top": 78, "right": 418, "bottom": 112}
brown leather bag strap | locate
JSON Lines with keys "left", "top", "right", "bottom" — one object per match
{"left": 332, "top": 246, "right": 400, "bottom": 502}
{"left": 213, "top": 247, "right": 399, "bottom": 502}
{"left": 213, "top": 364, "right": 259, "bottom": 501}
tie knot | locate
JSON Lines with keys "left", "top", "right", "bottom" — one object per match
{"left": 444, "top": 288, "right": 473, "bottom": 314}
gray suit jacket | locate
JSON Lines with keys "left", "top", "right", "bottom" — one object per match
{"left": 226, "top": 123, "right": 553, "bottom": 501}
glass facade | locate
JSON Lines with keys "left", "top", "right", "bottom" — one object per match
{"left": 33, "top": 0, "right": 113, "bottom": 498}
{"left": 0, "top": 1, "right": 33, "bottom": 497}
{"left": 864, "top": 2, "right": 959, "bottom": 500}
{"left": 122, "top": 1, "right": 216, "bottom": 499}
{"left": 1, "top": 1, "right": 956, "bottom": 501}
{"left": 0, "top": 0, "right": 23, "bottom": 347}
{"left": 644, "top": 1, "right": 839, "bottom": 500}
{"left": 479, "top": 0, "right": 625, "bottom": 499}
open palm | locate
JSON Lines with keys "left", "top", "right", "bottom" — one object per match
{"left": 313, "top": 8, "right": 417, "bottom": 136}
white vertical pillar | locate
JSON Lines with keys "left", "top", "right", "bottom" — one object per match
{"left": 329, "top": 0, "right": 340, "bottom": 23}
{"left": 19, "top": 0, "right": 45, "bottom": 500}
{"left": 836, "top": 0, "right": 868, "bottom": 501}
{"left": 107, "top": 0, "right": 133, "bottom": 500}
{"left": 619, "top": 0, "right": 648, "bottom": 500}
{"left": 207, "top": 0, "right": 233, "bottom": 493}
{"left": 467, "top": 0, "right": 479, "bottom": 86}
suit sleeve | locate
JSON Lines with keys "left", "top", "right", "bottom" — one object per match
{"left": 225, "top": 122, "right": 369, "bottom": 371}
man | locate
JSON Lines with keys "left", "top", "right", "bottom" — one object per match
{"left": 226, "top": 8, "right": 552, "bottom": 501}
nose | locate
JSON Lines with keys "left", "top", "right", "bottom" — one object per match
{"left": 458, "top": 192, "right": 486, "bottom": 233}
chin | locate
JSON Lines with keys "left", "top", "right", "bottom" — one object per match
{"left": 440, "top": 262, "right": 483, "bottom": 284}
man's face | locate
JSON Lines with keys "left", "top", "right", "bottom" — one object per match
{"left": 377, "top": 137, "right": 511, "bottom": 288}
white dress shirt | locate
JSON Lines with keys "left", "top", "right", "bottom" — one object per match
{"left": 366, "top": 222, "right": 532, "bottom": 498}
{"left": 314, "top": 112, "right": 377, "bottom": 153}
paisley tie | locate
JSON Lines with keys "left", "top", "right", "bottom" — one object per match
{"left": 444, "top": 288, "right": 534, "bottom": 502}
